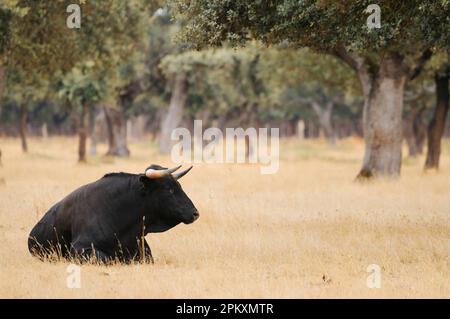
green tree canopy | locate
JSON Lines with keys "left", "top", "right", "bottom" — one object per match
{"left": 170, "top": 0, "right": 450, "bottom": 178}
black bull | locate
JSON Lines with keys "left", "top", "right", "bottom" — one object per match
{"left": 28, "top": 165, "right": 199, "bottom": 263}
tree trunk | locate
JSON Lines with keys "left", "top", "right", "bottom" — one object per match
{"left": 149, "top": 109, "right": 164, "bottom": 141}
{"left": 297, "top": 120, "right": 305, "bottom": 140}
{"left": 104, "top": 107, "right": 115, "bottom": 153}
{"left": 403, "top": 117, "right": 418, "bottom": 157}
{"left": 424, "top": 67, "right": 450, "bottom": 170}
{"left": 353, "top": 118, "right": 364, "bottom": 138}
{"left": 88, "top": 107, "right": 97, "bottom": 156}
{"left": 0, "top": 62, "right": 6, "bottom": 115}
{"left": 413, "top": 107, "right": 426, "bottom": 154}
{"left": 403, "top": 106, "right": 425, "bottom": 157}
{"left": 305, "top": 120, "right": 318, "bottom": 138}
{"left": 0, "top": 65, "right": 4, "bottom": 161}
{"left": 41, "top": 123, "right": 48, "bottom": 139}
{"left": 78, "top": 100, "right": 89, "bottom": 162}
{"left": 159, "top": 72, "right": 188, "bottom": 154}
{"left": 0, "top": 64, "right": 5, "bottom": 103}
{"left": 311, "top": 101, "right": 336, "bottom": 144}
{"left": 198, "top": 108, "right": 211, "bottom": 148}
{"left": 127, "top": 115, "right": 147, "bottom": 140}
{"left": 19, "top": 104, "right": 28, "bottom": 153}
{"left": 357, "top": 53, "right": 407, "bottom": 179}
{"left": 104, "top": 107, "right": 130, "bottom": 157}
{"left": 238, "top": 103, "right": 258, "bottom": 160}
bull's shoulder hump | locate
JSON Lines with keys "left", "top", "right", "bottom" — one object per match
{"left": 98, "top": 172, "right": 142, "bottom": 190}
{"left": 102, "top": 172, "right": 138, "bottom": 179}
{"left": 63, "top": 173, "right": 140, "bottom": 199}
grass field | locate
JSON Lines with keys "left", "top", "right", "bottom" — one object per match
{"left": 0, "top": 136, "right": 449, "bottom": 298}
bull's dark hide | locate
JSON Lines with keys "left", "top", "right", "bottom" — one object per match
{"left": 28, "top": 165, "right": 199, "bottom": 263}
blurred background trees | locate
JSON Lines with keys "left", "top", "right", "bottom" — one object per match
{"left": 0, "top": 1, "right": 449, "bottom": 178}
{"left": 171, "top": 0, "right": 449, "bottom": 178}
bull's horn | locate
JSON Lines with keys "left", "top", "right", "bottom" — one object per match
{"left": 172, "top": 166, "right": 193, "bottom": 180}
{"left": 145, "top": 165, "right": 181, "bottom": 179}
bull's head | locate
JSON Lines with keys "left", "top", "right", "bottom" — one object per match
{"left": 139, "top": 164, "right": 199, "bottom": 230}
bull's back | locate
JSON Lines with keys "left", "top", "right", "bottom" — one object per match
{"left": 28, "top": 202, "right": 70, "bottom": 257}
{"left": 27, "top": 179, "right": 108, "bottom": 258}
{"left": 28, "top": 175, "right": 140, "bottom": 260}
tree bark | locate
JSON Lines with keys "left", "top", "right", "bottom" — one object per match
{"left": 424, "top": 67, "right": 450, "bottom": 170}
{"left": 88, "top": 107, "right": 97, "bottom": 156}
{"left": 0, "top": 65, "right": 4, "bottom": 161}
{"left": 403, "top": 118, "right": 418, "bottom": 157}
{"left": 41, "top": 123, "right": 48, "bottom": 139}
{"left": 149, "top": 109, "right": 164, "bottom": 141}
{"left": 238, "top": 103, "right": 259, "bottom": 160}
{"left": 19, "top": 104, "right": 28, "bottom": 153}
{"left": 109, "top": 80, "right": 142, "bottom": 155}
{"left": 297, "top": 120, "right": 305, "bottom": 139}
{"left": 0, "top": 64, "right": 5, "bottom": 101}
{"left": 104, "top": 107, "right": 130, "bottom": 157}
{"left": 413, "top": 107, "right": 426, "bottom": 154}
{"left": 357, "top": 53, "right": 407, "bottom": 178}
{"left": 127, "top": 115, "right": 147, "bottom": 140}
{"left": 104, "top": 107, "right": 115, "bottom": 153}
{"left": 159, "top": 72, "right": 188, "bottom": 154}
{"left": 311, "top": 101, "right": 336, "bottom": 144}
{"left": 78, "top": 100, "right": 88, "bottom": 163}
{"left": 403, "top": 106, "right": 426, "bottom": 157}
{"left": 333, "top": 47, "right": 432, "bottom": 178}
{"left": 199, "top": 108, "right": 211, "bottom": 148}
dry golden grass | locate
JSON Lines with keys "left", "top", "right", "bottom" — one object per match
{"left": 0, "top": 136, "right": 449, "bottom": 298}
